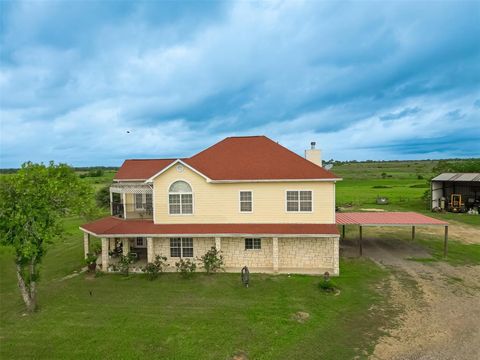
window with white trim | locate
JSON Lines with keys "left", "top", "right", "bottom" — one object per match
{"left": 134, "top": 193, "right": 153, "bottom": 211}
{"left": 286, "top": 190, "right": 312, "bottom": 212}
{"left": 170, "top": 238, "right": 193, "bottom": 257}
{"left": 239, "top": 191, "right": 252, "bottom": 212}
{"left": 245, "top": 238, "right": 261, "bottom": 250}
{"left": 169, "top": 181, "right": 193, "bottom": 214}
{"left": 134, "top": 193, "right": 143, "bottom": 210}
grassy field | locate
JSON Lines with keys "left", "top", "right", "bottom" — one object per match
{"left": 1, "top": 159, "right": 478, "bottom": 359}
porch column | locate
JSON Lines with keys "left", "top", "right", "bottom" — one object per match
{"left": 215, "top": 237, "right": 221, "bottom": 251}
{"left": 122, "top": 238, "right": 130, "bottom": 256}
{"left": 122, "top": 193, "right": 127, "bottom": 219}
{"left": 83, "top": 232, "right": 90, "bottom": 258}
{"left": 411, "top": 226, "right": 416, "bottom": 241}
{"left": 272, "top": 237, "right": 279, "bottom": 273}
{"left": 147, "top": 237, "right": 154, "bottom": 263}
{"left": 101, "top": 237, "right": 109, "bottom": 271}
{"left": 333, "top": 237, "right": 340, "bottom": 276}
{"left": 109, "top": 189, "right": 113, "bottom": 215}
{"left": 359, "top": 226, "right": 363, "bottom": 256}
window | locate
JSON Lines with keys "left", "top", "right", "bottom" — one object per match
{"left": 169, "top": 181, "right": 193, "bottom": 214}
{"left": 134, "top": 193, "right": 153, "bottom": 211}
{"left": 135, "top": 193, "right": 143, "bottom": 210}
{"left": 245, "top": 238, "right": 261, "bottom": 250}
{"left": 170, "top": 238, "right": 194, "bottom": 257}
{"left": 239, "top": 191, "right": 253, "bottom": 212}
{"left": 286, "top": 190, "right": 312, "bottom": 212}
{"left": 136, "top": 237, "right": 145, "bottom": 247}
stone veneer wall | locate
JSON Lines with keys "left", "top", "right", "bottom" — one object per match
{"left": 278, "top": 237, "right": 338, "bottom": 274}
{"left": 148, "top": 236, "right": 339, "bottom": 275}
{"left": 221, "top": 237, "right": 273, "bottom": 271}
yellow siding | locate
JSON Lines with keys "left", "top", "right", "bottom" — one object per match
{"left": 153, "top": 165, "right": 335, "bottom": 224}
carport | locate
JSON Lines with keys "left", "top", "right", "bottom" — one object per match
{"left": 336, "top": 212, "right": 449, "bottom": 256}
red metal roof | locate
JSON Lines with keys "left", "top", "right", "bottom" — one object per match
{"left": 336, "top": 212, "right": 448, "bottom": 226}
{"left": 114, "top": 136, "right": 340, "bottom": 181}
{"left": 80, "top": 216, "right": 339, "bottom": 237}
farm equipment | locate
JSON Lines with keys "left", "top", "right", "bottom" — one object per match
{"left": 448, "top": 194, "right": 465, "bottom": 213}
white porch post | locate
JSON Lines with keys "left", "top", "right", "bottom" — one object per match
{"left": 272, "top": 237, "right": 279, "bottom": 273}
{"left": 122, "top": 193, "right": 127, "bottom": 219}
{"left": 109, "top": 189, "right": 113, "bottom": 215}
{"left": 215, "top": 237, "right": 221, "bottom": 251}
{"left": 122, "top": 238, "right": 130, "bottom": 256}
{"left": 101, "top": 237, "right": 109, "bottom": 271}
{"left": 83, "top": 232, "right": 90, "bottom": 258}
{"left": 147, "top": 237, "right": 154, "bottom": 263}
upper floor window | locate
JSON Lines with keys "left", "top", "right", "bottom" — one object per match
{"left": 169, "top": 181, "right": 193, "bottom": 214}
{"left": 239, "top": 191, "right": 253, "bottom": 212}
{"left": 286, "top": 190, "right": 313, "bottom": 212}
{"left": 134, "top": 193, "right": 153, "bottom": 211}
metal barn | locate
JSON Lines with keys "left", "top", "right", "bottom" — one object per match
{"left": 431, "top": 173, "right": 480, "bottom": 212}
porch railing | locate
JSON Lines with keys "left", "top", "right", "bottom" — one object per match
{"left": 112, "top": 202, "right": 153, "bottom": 218}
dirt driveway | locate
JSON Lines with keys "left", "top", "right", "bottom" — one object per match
{"left": 342, "top": 222, "right": 480, "bottom": 360}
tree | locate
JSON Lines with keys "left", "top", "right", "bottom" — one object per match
{"left": 96, "top": 184, "right": 111, "bottom": 209}
{"left": 0, "top": 162, "right": 96, "bottom": 312}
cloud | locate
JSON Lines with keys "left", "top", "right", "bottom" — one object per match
{"left": 0, "top": 0, "right": 479, "bottom": 167}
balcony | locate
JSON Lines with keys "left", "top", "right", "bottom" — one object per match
{"left": 110, "top": 182, "right": 153, "bottom": 220}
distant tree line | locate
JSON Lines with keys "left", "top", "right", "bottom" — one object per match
{"left": 0, "top": 166, "right": 119, "bottom": 174}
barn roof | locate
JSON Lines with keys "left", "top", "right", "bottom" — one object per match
{"left": 431, "top": 173, "right": 480, "bottom": 182}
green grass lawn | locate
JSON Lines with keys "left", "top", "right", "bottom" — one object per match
{"left": 0, "top": 218, "right": 392, "bottom": 359}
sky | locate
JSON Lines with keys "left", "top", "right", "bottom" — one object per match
{"left": 0, "top": 0, "right": 479, "bottom": 168}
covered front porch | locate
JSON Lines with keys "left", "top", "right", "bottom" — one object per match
{"left": 83, "top": 234, "right": 150, "bottom": 272}
{"left": 80, "top": 217, "right": 341, "bottom": 275}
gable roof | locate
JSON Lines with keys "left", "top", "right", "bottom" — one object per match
{"left": 114, "top": 136, "right": 340, "bottom": 181}
{"left": 114, "top": 159, "right": 175, "bottom": 181}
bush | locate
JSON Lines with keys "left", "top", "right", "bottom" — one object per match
{"left": 199, "top": 247, "right": 224, "bottom": 274}
{"left": 318, "top": 279, "right": 336, "bottom": 292}
{"left": 96, "top": 185, "right": 110, "bottom": 209}
{"left": 417, "top": 174, "right": 424, "bottom": 180}
{"left": 142, "top": 255, "right": 169, "bottom": 280}
{"left": 118, "top": 253, "right": 136, "bottom": 276}
{"left": 175, "top": 258, "right": 196, "bottom": 278}
{"left": 381, "top": 172, "right": 387, "bottom": 179}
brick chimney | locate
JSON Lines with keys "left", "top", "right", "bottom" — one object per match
{"left": 305, "top": 141, "right": 322, "bottom": 167}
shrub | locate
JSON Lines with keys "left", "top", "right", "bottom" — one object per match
{"left": 381, "top": 172, "right": 387, "bottom": 179}
{"left": 175, "top": 258, "right": 196, "bottom": 278}
{"left": 118, "top": 253, "right": 136, "bottom": 276}
{"left": 96, "top": 185, "right": 110, "bottom": 208}
{"left": 417, "top": 174, "right": 424, "bottom": 180}
{"left": 199, "top": 247, "right": 224, "bottom": 274}
{"left": 318, "top": 279, "right": 336, "bottom": 292}
{"left": 91, "top": 242, "right": 102, "bottom": 255}
{"left": 142, "top": 255, "right": 169, "bottom": 280}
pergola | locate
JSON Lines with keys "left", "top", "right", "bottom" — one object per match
{"left": 336, "top": 212, "right": 449, "bottom": 256}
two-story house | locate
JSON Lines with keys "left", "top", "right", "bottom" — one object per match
{"left": 80, "top": 136, "right": 342, "bottom": 275}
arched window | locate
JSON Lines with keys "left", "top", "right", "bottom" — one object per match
{"left": 169, "top": 181, "right": 193, "bottom": 214}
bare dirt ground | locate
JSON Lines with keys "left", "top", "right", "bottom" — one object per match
{"left": 342, "top": 222, "right": 480, "bottom": 360}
